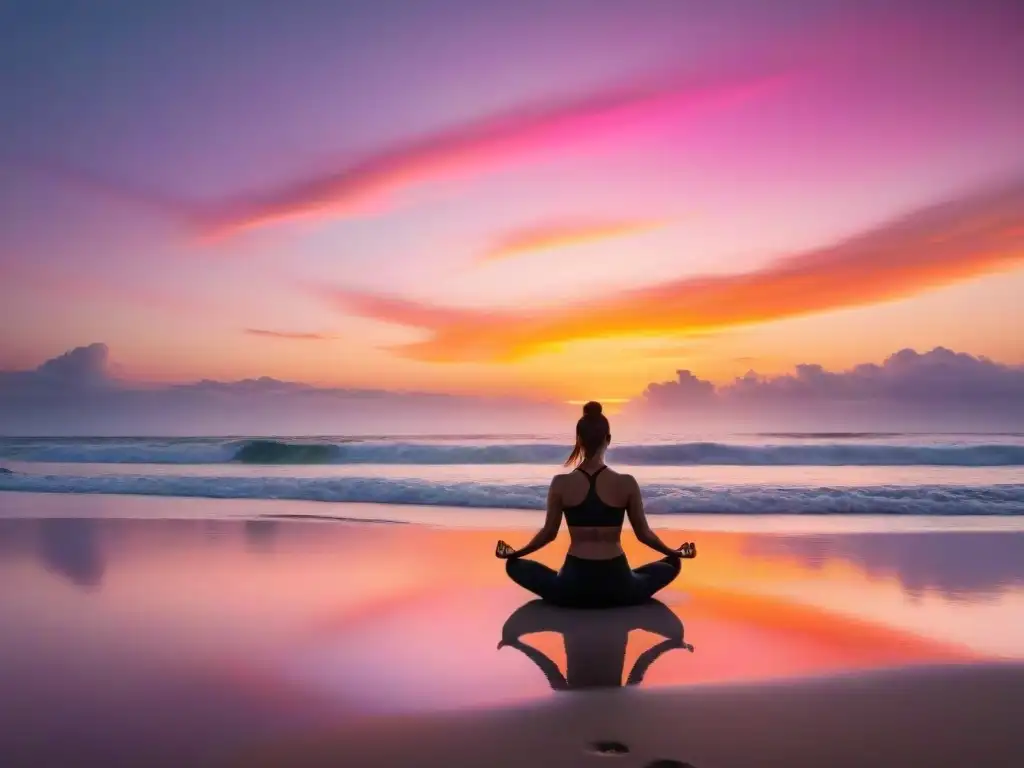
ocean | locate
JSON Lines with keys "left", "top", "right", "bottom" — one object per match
{"left": 1, "top": 432, "right": 1022, "bottom": 516}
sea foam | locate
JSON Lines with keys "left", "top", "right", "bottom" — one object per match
{"left": 1, "top": 472, "right": 1021, "bottom": 515}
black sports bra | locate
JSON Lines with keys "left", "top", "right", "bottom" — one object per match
{"left": 563, "top": 466, "right": 626, "bottom": 528}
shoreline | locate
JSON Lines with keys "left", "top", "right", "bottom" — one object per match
{"left": 2, "top": 490, "right": 1024, "bottom": 532}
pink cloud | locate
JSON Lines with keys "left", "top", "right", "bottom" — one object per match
{"left": 244, "top": 328, "right": 338, "bottom": 341}
{"left": 10, "top": 69, "right": 786, "bottom": 241}
{"left": 197, "top": 69, "right": 792, "bottom": 238}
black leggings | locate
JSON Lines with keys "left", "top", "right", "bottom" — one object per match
{"left": 505, "top": 553, "right": 681, "bottom": 609}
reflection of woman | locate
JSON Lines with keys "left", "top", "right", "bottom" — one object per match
{"left": 498, "top": 599, "right": 693, "bottom": 690}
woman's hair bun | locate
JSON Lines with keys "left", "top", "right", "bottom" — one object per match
{"left": 582, "top": 401, "right": 603, "bottom": 417}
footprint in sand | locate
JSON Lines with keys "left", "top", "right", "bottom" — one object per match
{"left": 587, "top": 741, "right": 695, "bottom": 767}
{"left": 588, "top": 740, "right": 630, "bottom": 756}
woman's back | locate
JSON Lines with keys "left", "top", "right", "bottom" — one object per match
{"left": 555, "top": 463, "right": 631, "bottom": 560}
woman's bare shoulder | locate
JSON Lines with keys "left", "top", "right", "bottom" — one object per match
{"left": 606, "top": 468, "right": 639, "bottom": 489}
{"left": 606, "top": 468, "right": 638, "bottom": 493}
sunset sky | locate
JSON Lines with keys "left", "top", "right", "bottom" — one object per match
{"left": 2, "top": 0, "right": 1022, "bottom": 404}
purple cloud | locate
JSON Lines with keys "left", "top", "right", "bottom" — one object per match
{"left": 2, "top": 344, "right": 1022, "bottom": 435}
{"left": 0, "top": 343, "right": 114, "bottom": 392}
{"left": 628, "top": 348, "right": 1024, "bottom": 430}
{"left": 0, "top": 344, "right": 572, "bottom": 436}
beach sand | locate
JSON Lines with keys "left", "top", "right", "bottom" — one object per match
{"left": 0, "top": 493, "right": 1022, "bottom": 766}
{"left": 242, "top": 664, "right": 1024, "bottom": 768}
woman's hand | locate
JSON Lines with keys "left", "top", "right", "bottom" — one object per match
{"left": 672, "top": 542, "right": 697, "bottom": 558}
{"left": 495, "top": 539, "right": 517, "bottom": 559}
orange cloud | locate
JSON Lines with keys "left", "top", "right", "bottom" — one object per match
{"left": 481, "top": 219, "right": 669, "bottom": 262}
{"left": 324, "top": 178, "right": 1024, "bottom": 362}
{"left": 244, "top": 328, "right": 337, "bottom": 341}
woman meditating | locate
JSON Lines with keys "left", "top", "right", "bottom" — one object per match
{"left": 496, "top": 401, "right": 696, "bottom": 608}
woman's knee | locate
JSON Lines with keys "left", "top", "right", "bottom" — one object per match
{"left": 506, "top": 556, "right": 545, "bottom": 585}
{"left": 505, "top": 557, "right": 522, "bottom": 580}
{"left": 644, "top": 560, "right": 681, "bottom": 591}
{"left": 505, "top": 558, "right": 562, "bottom": 600}
{"left": 641, "top": 555, "right": 682, "bottom": 575}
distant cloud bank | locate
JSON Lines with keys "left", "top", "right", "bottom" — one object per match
{"left": 0, "top": 344, "right": 571, "bottom": 435}
{"left": 628, "top": 347, "right": 1024, "bottom": 431}
{"left": 1, "top": 344, "right": 1021, "bottom": 435}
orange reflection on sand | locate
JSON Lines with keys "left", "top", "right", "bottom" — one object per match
{"left": 266, "top": 527, "right": 979, "bottom": 708}
{"left": 32, "top": 520, "right": 982, "bottom": 713}
{"left": 630, "top": 588, "right": 975, "bottom": 690}
{"left": 409, "top": 528, "right": 872, "bottom": 592}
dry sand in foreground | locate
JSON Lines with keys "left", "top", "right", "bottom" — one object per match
{"left": 237, "top": 662, "right": 1024, "bottom": 768}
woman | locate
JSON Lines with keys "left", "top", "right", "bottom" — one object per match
{"left": 497, "top": 401, "right": 695, "bottom": 608}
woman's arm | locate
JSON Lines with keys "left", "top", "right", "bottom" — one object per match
{"left": 624, "top": 475, "right": 687, "bottom": 558}
{"left": 497, "top": 639, "right": 568, "bottom": 690}
{"left": 500, "top": 478, "right": 562, "bottom": 559}
{"left": 625, "top": 637, "right": 693, "bottom": 686}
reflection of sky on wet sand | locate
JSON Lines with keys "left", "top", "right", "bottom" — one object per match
{"left": 35, "top": 518, "right": 106, "bottom": 588}
{"left": 744, "top": 531, "right": 1024, "bottom": 598}
{"left": 0, "top": 505, "right": 1022, "bottom": 764}
{"left": 739, "top": 532, "right": 1024, "bottom": 657}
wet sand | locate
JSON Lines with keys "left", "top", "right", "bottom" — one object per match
{"left": 0, "top": 493, "right": 1022, "bottom": 766}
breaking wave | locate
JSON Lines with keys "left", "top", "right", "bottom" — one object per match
{"left": 2, "top": 438, "right": 1023, "bottom": 467}
{"left": 1, "top": 471, "right": 1021, "bottom": 515}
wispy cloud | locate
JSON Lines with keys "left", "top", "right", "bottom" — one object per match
{"left": 324, "top": 178, "right": 1024, "bottom": 362}
{"left": 4, "top": 155, "right": 209, "bottom": 231}
{"left": 200, "top": 70, "right": 789, "bottom": 238}
{"left": 11, "top": 68, "right": 791, "bottom": 240}
{"left": 244, "top": 328, "right": 337, "bottom": 341}
{"left": 481, "top": 218, "right": 669, "bottom": 262}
